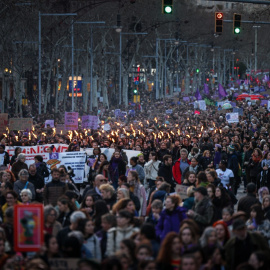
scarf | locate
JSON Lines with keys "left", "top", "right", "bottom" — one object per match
{"left": 252, "top": 154, "right": 261, "bottom": 163}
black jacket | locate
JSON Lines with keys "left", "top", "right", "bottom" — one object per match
{"left": 237, "top": 193, "right": 260, "bottom": 217}
{"left": 158, "top": 163, "right": 175, "bottom": 190}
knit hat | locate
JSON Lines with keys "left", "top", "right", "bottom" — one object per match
{"left": 228, "top": 145, "right": 235, "bottom": 152}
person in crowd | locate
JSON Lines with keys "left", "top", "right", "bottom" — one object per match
{"left": 43, "top": 234, "right": 60, "bottom": 258}
{"left": 249, "top": 148, "right": 263, "bottom": 190}
{"left": 77, "top": 218, "right": 102, "bottom": 261}
{"left": 80, "top": 194, "right": 95, "bottom": 217}
{"left": 238, "top": 183, "right": 260, "bottom": 217}
{"left": 144, "top": 152, "right": 161, "bottom": 189}
{"left": 260, "top": 151, "right": 270, "bottom": 189}
{"left": 5, "top": 170, "right": 16, "bottom": 185}
{"left": 158, "top": 155, "right": 175, "bottom": 191}
{"left": 262, "top": 195, "right": 270, "bottom": 220}
{"left": 96, "top": 213, "right": 116, "bottom": 259}
{"left": 82, "top": 174, "right": 106, "bottom": 201}
{"left": 99, "top": 183, "right": 117, "bottom": 210}
{"left": 127, "top": 170, "right": 146, "bottom": 217}
{"left": 20, "top": 188, "right": 32, "bottom": 204}
{"left": 112, "top": 198, "right": 137, "bottom": 216}
{"left": 149, "top": 182, "right": 171, "bottom": 207}
{"left": 157, "top": 142, "right": 171, "bottom": 162}
{"left": 0, "top": 145, "right": 10, "bottom": 167}
{"left": 120, "top": 182, "right": 141, "bottom": 212}
{"left": 246, "top": 203, "right": 270, "bottom": 245}
{"left": 118, "top": 175, "right": 127, "bottom": 188}
{"left": 248, "top": 251, "right": 269, "bottom": 270}
{"left": 205, "top": 170, "right": 221, "bottom": 187}
{"left": 146, "top": 199, "right": 163, "bottom": 225}
{"left": 1, "top": 191, "right": 20, "bottom": 223}
{"left": 213, "top": 144, "right": 222, "bottom": 169}
{"left": 206, "top": 184, "right": 215, "bottom": 200}
{"left": 216, "top": 160, "right": 234, "bottom": 189}
{"left": 156, "top": 194, "right": 187, "bottom": 242}
{"left": 179, "top": 226, "right": 198, "bottom": 254}
{"left": 224, "top": 218, "right": 269, "bottom": 269}
{"left": 199, "top": 227, "right": 218, "bottom": 258}
{"left": 128, "top": 157, "right": 145, "bottom": 184}
{"left": 44, "top": 205, "right": 62, "bottom": 236}
{"left": 28, "top": 164, "right": 44, "bottom": 202}
{"left": 196, "top": 171, "right": 209, "bottom": 187}
{"left": 106, "top": 209, "right": 139, "bottom": 256}
{"left": 93, "top": 199, "right": 109, "bottom": 232}
{"left": 97, "top": 161, "right": 111, "bottom": 182}
{"left": 13, "top": 169, "right": 35, "bottom": 201}
{"left": 187, "top": 186, "right": 214, "bottom": 231}
{"left": 43, "top": 168, "right": 66, "bottom": 206}
{"left": 10, "top": 147, "right": 21, "bottom": 166}
{"left": 182, "top": 172, "right": 197, "bottom": 187}
{"left": 137, "top": 153, "right": 146, "bottom": 168}
{"left": 172, "top": 149, "right": 191, "bottom": 184}
{"left": 183, "top": 157, "right": 203, "bottom": 177}
{"left": 34, "top": 155, "right": 50, "bottom": 181}
{"left": 200, "top": 150, "right": 214, "bottom": 171}
{"left": 212, "top": 185, "right": 232, "bottom": 221}
{"left": 57, "top": 210, "right": 86, "bottom": 252}
{"left": 57, "top": 195, "right": 76, "bottom": 227}
{"left": 11, "top": 153, "right": 28, "bottom": 180}
{"left": 116, "top": 188, "right": 130, "bottom": 201}
{"left": 258, "top": 186, "right": 269, "bottom": 203}
{"left": 156, "top": 232, "right": 181, "bottom": 270}
{"left": 212, "top": 220, "right": 230, "bottom": 247}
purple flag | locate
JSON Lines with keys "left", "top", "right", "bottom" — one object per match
{"left": 218, "top": 84, "right": 227, "bottom": 99}
{"left": 195, "top": 88, "right": 202, "bottom": 100}
{"left": 204, "top": 84, "right": 210, "bottom": 95}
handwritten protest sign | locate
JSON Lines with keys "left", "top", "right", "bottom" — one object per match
{"left": 226, "top": 112, "right": 239, "bottom": 123}
{"left": 0, "top": 114, "right": 8, "bottom": 132}
{"left": 9, "top": 118, "right": 33, "bottom": 131}
{"left": 175, "top": 184, "right": 188, "bottom": 200}
{"left": 81, "top": 115, "right": 98, "bottom": 129}
{"left": 65, "top": 112, "right": 78, "bottom": 130}
{"left": 45, "top": 120, "right": 54, "bottom": 128}
{"left": 114, "top": 109, "right": 121, "bottom": 117}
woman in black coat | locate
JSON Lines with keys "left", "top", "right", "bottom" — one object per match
{"left": 248, "top": 148, "right": 263, "bottom": 190}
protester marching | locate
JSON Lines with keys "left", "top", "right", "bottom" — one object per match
{"left": 0, "top": 86, "right": 270, "bottom": 270}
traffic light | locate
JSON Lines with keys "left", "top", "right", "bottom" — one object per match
{"left": 233, "top": 13, "right": 241, "bottom": 34}
{"left": 215, "top": 12, "right": 223, "bottom": 33}
{"left": 196, "top": 68, "right": 200, "bottom": 73}
{"left": 162, "top": 0, "right": 173, "bottom": 14}
{"left": 133, "top": 89, "right": 138, "bottom": 94}
{"left": 206, "top": 78, "right": 210, "bottom": 82}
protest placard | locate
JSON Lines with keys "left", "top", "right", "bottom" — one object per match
{"left": 226, "top": 112, "right": 239, "bottom": 123}
{"left": 175, "top": 184, "right": 188, "bottom": 200}
{"left": 268, "top": 101, "right": 270, "bottom": 111}
{"left": 198, "top": 100, "right": 206, "bottom": 111}
{"left": 65, "top": 112, "right": 78, "bottom": 130}
{"left": 81, "top": 115, "right": 98, "bottom": 129}
{"left": 45, "top": 120, "right": 54, "bottom": 128}
{"left": 0, "top": 114, "right": 8, "bottom": 132}
{"left": 14, "top": 204, "right": 43, "bottom": 252}
{"left": 233, "top": 108, "right": 243, "bottom": 116}
{"left": 9, "top": 118, "right": 33, "bottom": 131}
{"left": 55, "top": 124, "right": 68, "bottom": 134}
{"left": 49, "top": 258, "right": 79, "bottom": 270}
{"left": 165, "top": 109, "right": 173, "bottom": 114}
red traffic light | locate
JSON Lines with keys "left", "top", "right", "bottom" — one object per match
{"left": 206, "top": 78, "right": 210, "bottom": 82}
{"left": 216, "top": 12, "right": 223, "bottom": 19}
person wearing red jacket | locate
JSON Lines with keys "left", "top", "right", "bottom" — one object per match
{"left": 172, "top": 149, "right": 191, "bottom": 184}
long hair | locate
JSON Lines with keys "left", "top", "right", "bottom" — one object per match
{"left": 250, "top": 204, "right": 265, "bottom": 225}
{"left": 199, "top": 227, "right": 217, "bottom": 248}
{"left": 112, "top": 198, "right": 133, "bottom": 215}
{"left": 157, "top": 232, "right": 180, "bottom": 265}
{"left": 5, "top": 170, "right": 16, "bottom": 183}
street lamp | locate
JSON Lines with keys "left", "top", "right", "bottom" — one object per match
{"left": 116, "top": 14, "right": 122, "bottom": 33}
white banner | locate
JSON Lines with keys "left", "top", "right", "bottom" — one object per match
{"left": 24, "top": 151, "right": 86, "bottom": 184}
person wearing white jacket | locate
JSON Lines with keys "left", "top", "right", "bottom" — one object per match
{"left": 144, "top": 152, "right": 161, "bottom": 188}
{"left": 106, "top": 210, "right": 139, "bottom": 256}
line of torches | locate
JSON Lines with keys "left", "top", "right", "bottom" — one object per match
{"left": 2, "top": 119, "right": 223, "bottom": 143}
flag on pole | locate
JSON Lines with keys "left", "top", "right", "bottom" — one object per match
{"left": 218, "top": 84, "right": 227, "bottom": 99}
{"left": 204, "top": 83, "right": 210, "bottom": 95}
{"left": 195, "top": 88, "right": 202, "bottom": 100}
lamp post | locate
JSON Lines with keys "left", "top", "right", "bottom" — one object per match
{"left": 38, "top": 12, "right": 77, "bottom": 114}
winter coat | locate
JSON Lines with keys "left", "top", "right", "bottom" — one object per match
{"left": 36, "top": 162, "right": 49, "bottom": 180}
{"left": 11, "top": 161, "right": 28, "bottom": 180}
{"left": 144, "top": 160, "right": 161, "bottom": 180}
{"left": 43, "top": 179, "right": 67, "bottom": 206}
{"left": 227, "top": 152, "right": 239, "bottom": 178}
{"left": 130, "top": 164, "right": 145, "bottom": 183}
{"left": 157, "top": 149, "right": 171, "bottom": 161}
{"left": 172, "top": 158, "right": 191, "bottom": 184}
{"left": 192, "top": 197, "right": 214, "bottom": 230}
{"left": 109, "top": 157, "right": 126, "bottom": 183}
{"left": 237, "top": 193, "right": 260, "bottom": 217}
{"left": 13, "top": 180, "right": 36, "bottom": 201}
{"left": 106, "top": 225, "right": 139, "bottom": 256}
{"left": 84, "top": 234, "right": 102, "bottom": 261}
{"left": 155, "top": 206, "right": 187, "bottom": 242}
{"left": 158, "top": 163, "right": 174, "bottom": 188}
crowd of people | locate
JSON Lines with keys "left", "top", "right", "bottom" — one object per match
{"left": 0, "top": 93, "right": 270, "bottom": 269}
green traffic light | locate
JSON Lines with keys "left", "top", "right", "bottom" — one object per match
{"left": 133, "top": 89, "right": 138, "bottom": 94}
{"left": 164, "top": 6, "right": 172, "bottom": 14}
{"left": 234, "top": 27, "right": 240, "bottom": 34}
{"left": 196, "top": 68, "right": 199, "bottom": 73}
